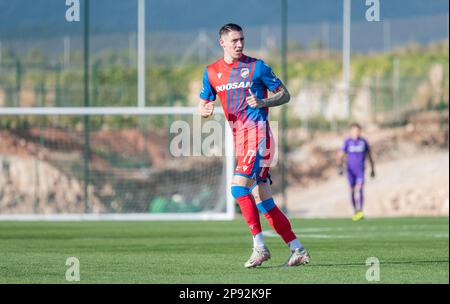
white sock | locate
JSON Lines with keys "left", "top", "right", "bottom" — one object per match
{"left": 253, "top": 232, "right": 266, "bottom": 248}
{"left": 288, "top": 238, "right": 303, "bottom": 252}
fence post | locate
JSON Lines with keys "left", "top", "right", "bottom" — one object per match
{"left": 83, "top": 0, "right": 91, "bottom": 213}
{"left": 374, "top": 76, "right": 379, "bottom": 123}
{"left": 15, "top": 60, "right": 22, "bottom": 107}
{"left": 280, "top": 0, "right": 288, "bottom": 213}
{"left": 92, "top": 62, "right": 98, "bottom": 107}
{"left": 40, "top": 82, "right": 46, "bottom": 107}
{"left": 393, "top": 57, "right": 400, "bottom": 121}
{"left": 55, "top": 66, "right": 61, "bottom": 107}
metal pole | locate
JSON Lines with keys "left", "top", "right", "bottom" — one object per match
{"left": 383, "top": 19, "right": 391, "bottom": 52}
{"left": 260, "top": 26, "right": 267, "bottom": 52}
{"left": 92, "top": 62, "right": 98, "bottom": 107}
{"left": 225, "top": 119, "right": 235, "bottom": 219}
{"left": 198, "top": 30, "right": 207, "bottom": 63}
{"left": 129, "top": 32, "right": 136, "bottom": 66}
{"left": 83, "top": 0, "right": 90, "bottom": 213}
{"left": 280, "top": 0, "right": 288, "bottom": 213}
{"left": 343, "top": 0, "right": 351, "bottom": 120}
{"left": 55, "top": 66, "right": 61, "bottom": 107}
{"left": 64, "top": 36, "right": 70, "bottom": 70}
{"left": 321, "top": 22, "right": 330, "bottom": 58}
{"left": 393, "top": 57, "right": 400, "bottom": 116}
{"left": 138, "top": 0, "right": 146, "bottom": 107}
{"left": 15, "top": 60, "right": 21, "bottom": 107}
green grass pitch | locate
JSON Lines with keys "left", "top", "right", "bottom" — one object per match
{"left": 0, "top": 217, "right": 448, "bottom": 283}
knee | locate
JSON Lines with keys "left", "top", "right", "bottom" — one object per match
{"left": 257, "top": 198, "right": 276, "bottom": 215}
{"left": 231, "top": 185, "right": 250, "bottom": 199}
{"left": 252, "top": 193, "right": 262, "bottom": 203}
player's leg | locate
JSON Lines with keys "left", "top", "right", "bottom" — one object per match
{"left": 232, "top": 127, "right": 271, "bottom": 268}
{"left": 232, "top": 126, "right": 266, "bottom": 238}
{"left": 354, "top": 183, "right": 364, "bottom": 212}
{"left": 352, "top": 183, "right": 365, "bottom": 221}
{"left": 251, "top": 176, "right": 310, "bottom": 266}
{"left": 231, "top": 174, "right": 262, "bottom": 237}
{"left": 232, "top": 175, "right": 271, "bottom": 268}
{"left": 350, "top": 186, "right": 357, "bottom": 212}
{"left": 352, "top": 170, "right": 365, "bottom": 221}
{"left": 251, "top": 178, "right": 297, "bottom": 247}
{"left": 231, "top": 176, "right": 261, "bottom": 237}
{"left": 347, "top": 169, "right": 358, "bottom": 214}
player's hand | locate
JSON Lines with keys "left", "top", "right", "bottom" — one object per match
{"left": 370, "top": 169, "right": 376, "bottom": 178}
{"left": 338, "top": 164, "right": 344, "bottom": 176}
{"left": 198, "top": 101, "right": 214, "bottom": 118}
{"left": 246, "top": 89, "right": 263, "bottom": 108}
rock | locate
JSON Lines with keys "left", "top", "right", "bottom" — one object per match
{"left": 0, "top": 155, "right": 105, "bottom": 214}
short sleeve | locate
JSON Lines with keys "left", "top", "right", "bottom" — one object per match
{"left": 259, "top": 61, "right": 283, "bottom": 92}
{"left": 199, "top": 68, "right": 216, "bottom": 102}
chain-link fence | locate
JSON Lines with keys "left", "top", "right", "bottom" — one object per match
{"left": 0, "top": 0, "right": 448, "bottom": 216}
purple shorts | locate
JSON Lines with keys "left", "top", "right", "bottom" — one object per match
{"left": 346, "top": 168, "right": 365, "bottom": 187}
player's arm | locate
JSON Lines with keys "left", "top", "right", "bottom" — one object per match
{"left": 246, "top": 84, "right": 290, "bottom": 109}
{"left": 337, "top": 140, "right": 348, "bottom": 175}
{"left": 336, "top": 150, "right": 346, "bottom": 175}
{"left": 366, "top": 147, "right": 375, "bottom": 178}
{"left": 198, "top": 68, "right": 216, "bottom": 118}
{"left": 247, "top": 61, "right": 290, "bottom": 109}
{"left": 198, "top": 99, "right": 214, "bottom": 118}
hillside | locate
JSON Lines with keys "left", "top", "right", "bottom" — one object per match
{"left": 274, "top": 110, "right": 449, "bottom": 218}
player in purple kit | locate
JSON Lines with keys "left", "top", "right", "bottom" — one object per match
{"left": 337, "top": 123, "right": 375, "bottom": 221}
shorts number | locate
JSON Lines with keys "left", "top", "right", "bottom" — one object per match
{"left": 243, "top": 150, "right": 256, "bottom": 165}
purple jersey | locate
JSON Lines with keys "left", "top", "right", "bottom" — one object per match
{"left": 341, "top": 137, "right": 370, "bottom": 172}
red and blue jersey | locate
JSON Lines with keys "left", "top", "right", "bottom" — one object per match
{"left": 200, "top": 54, "right": 282, "bottom": 133}
{"left": 200, "top": 55, "right": 282, "bottom": 181}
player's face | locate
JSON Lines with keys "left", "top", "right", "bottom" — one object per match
{"left": 220, "top": 30, "right": 245, "bottom": 60}
{"left": 350, "top": 126, "right": 361, "bottom": 139}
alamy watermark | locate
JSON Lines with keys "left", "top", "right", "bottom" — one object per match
{"left": 365, "top": 257, "right": 380, "bottom": 282}
{"left": 169, "top": 114, "right": 280, "bottom": 166}
{"left": 65, "top": 257, "right": 80, "bottom": 282}
{"left": 65, "top": 0, "right": 80, "bottom": 22}
{"left": 365, "top": 0, "right": 381, "bottom": 22}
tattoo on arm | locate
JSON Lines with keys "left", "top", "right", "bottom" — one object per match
{"left": 258, "top": 84, "right": 290, "bottom": 108}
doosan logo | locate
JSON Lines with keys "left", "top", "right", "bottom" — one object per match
{"left": 216, "top": 82, "right": 253, "bottom": 92}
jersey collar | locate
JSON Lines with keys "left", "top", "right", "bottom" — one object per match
{"left": 221, "top": 54, "right": 247, "bottom": 69}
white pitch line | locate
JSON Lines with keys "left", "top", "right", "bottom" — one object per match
{"left": 432, "top": 233, "right": 449, "bottom": 238}
{"left": 262, "top": 228, "right": 449, "bottom": 240}
{"left": 262, "top": 230, "right": 353, "bottom": 239}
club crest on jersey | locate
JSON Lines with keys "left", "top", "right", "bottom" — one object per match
{"left": 217, "top": 73, "right": 222, "bottom": 79}
{"left": 216, "top": 81, "right": 253, "bottom": 92}
{"left": 240, "top": 68, "right": 249, "bottom": 78}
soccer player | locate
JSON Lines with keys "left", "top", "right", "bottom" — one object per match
{"left": 198, "top": 23, "right": 310, "bottom": 268}
{"left": 337, "top": 123, "right": 375, "bottom": 221}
